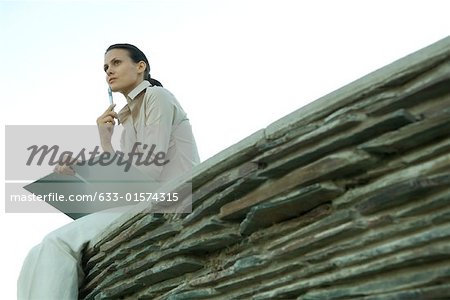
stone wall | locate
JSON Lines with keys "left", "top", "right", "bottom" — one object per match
{"left": 80, "top": 36, "right": 450, "bottom": 299}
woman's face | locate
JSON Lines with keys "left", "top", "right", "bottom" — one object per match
{"left": 104, "top": 49, "right": 145, "bottom": 95}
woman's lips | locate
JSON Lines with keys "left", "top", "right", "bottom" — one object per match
{"left": 108, "top": 78, "right": 117, "bottom": 84}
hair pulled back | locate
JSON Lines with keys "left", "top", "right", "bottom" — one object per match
{"left": 106, "top": 43, "right": 163, "bottom": 87}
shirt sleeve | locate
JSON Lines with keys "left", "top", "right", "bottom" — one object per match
{"left": 136, "top": 87, "right": 175, "bottom": 181}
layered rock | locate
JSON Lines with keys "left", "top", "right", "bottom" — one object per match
{"left": 80, "top": 36, "right": 450, "bottom": 300}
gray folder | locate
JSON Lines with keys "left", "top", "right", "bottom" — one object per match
{"left": 23, "top": 162, "right": 161, "bottom": 219}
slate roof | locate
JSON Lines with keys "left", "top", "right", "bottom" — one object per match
{"left": 80, "top": 36, "right": 450, "bottom": 300}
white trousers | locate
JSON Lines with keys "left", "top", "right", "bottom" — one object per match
{"left": 17, "top": 207, "right": 128, "bottom": 300}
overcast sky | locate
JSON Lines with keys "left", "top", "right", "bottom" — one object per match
{"left": 1, "top": 0, "right": 449, "bottom": 298}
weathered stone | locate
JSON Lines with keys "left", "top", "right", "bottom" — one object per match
{"left": 83, "top": 263, "right": 117, "bottom": 293}
{"left": 240, "top": 182, "right": 344, "bottom": 235}
{"left": 333, "top": 152, "right": 450, "bottom": 209}
{"left": 400, "top": 134, "right": 450, "bottom": 166}
{"left": 113, "top": 247, "right": 179, "bottom": 280}
{"left": 272, "top": 219, "right": 368, "bottom": 259}
{"left": 356, "top": 172, "right": 450, "bottom": 215}
{"left": 144, "top": 182, "right": 195, "bottom": 215}
{"left": 95, "top": 243, "right": 158, "bottom": 273}
{"left": 135, "top": 256, "right": 203, "bottom": 285}
{"left": 259, "top": 109, "right": 414, "bottom": 177}
{"left": 88, "top": 211, "right": 150, "bottom": 255}
{"left": 270, "top": 122, "right": 319, "bottom": 148}
{"left": 99, "top": 214, "right": 165, "bottom": 253}
{"left": 220, "top": 149, "right": 375, "bottom": 220}
{"left": 226, "top": 250, "right": 346, "bottom": 298}
{"left": 332, "top": 221, "right": 450, "bottom": 269}
{"left": 94, "top": 248, "right": 122, "bottom": 272}
{"left": 85, "top": 180, "right": 190, "bottom": 258}
{"left": 266, "top": 210, "right": 353, "bottom": 251}
{"left": 304, "top": 207, "right": 450, "bottom": 269}
{"left": 253, "top": 256, "right": 450, "bottom": 300}
{"left": 165, "top": 288, "right": 219, "bottom": 300}
{"left": 89, "top": 244, "right": 186, "bottom": 293}
{"left": 127, "top": 223, "right": 182, "bottom": 251}
{"left": 395, "top": 187, "right": 450, "bottom": 217}
{"left": 93, "top": 281, "right": 144, "bottom": 300}
{"left": 191, "top": 161, "right": 259, "bottom": 207}
{"left": 83, "top": 289, "right": 102, "bottom": 300}
{"left": 232, "top": 255, "right": 266, "bottom": 274}
{"left": 190, "top": 129, "right": 266, "bottom": 189}
{"left": 220, "top": 258, "right": 331, "bottom": 298}
{"left": 431, "top": 209, "right": 450, "bottom": 224}
{"left": 168, "top": 216, "right": 231, "bottom": 248}
{"left": 360, "top": 109, "right": 450, "bottom": 154}
{"left": 136, "top": 274, "right": 190, "bottom": 299}
{"left": 299, "top": 259, "right": 450, "bottom": 300}
{"left": 189, "top": 268, "right": 236, "bottom": 288}
{"left": 258, "top": 113, "right": 366, "bottom": 164}
{"left": 175, "top": 227, "right": 241, "bottom": 253}
{"left": 182, "top": 193, "right": 221, "bottom": 226}
{"left": 80, "top": 264, "right": 116, "bottom": 299}
{"left": 354, "top": 135, "right": 450, "bottom": 183}
{"left": 264, "top": 37, "right": 450, "bottom": 140}
{"left": 80, "top": 38, "right": 450, "bottom": 300}
{"left": 183, "top": 175, "right": 266, "bottom": 226}
{"left": 108, "top": 247, "right": 131, "bottom": 264}
{"left": 213, "top": 258, "right": 307, "bottom": 294}
{"left": 84, "top": 251, "right": 106, "bottom": 271}
{"left": 358, "top": 284, "right": 450, "bottom": 300}
{"left": 368, "top": 60, "right": 450, "bottom": 116}
{"left": 419, "top": 93, "right": 450, "bottom": 119}
{"left": 247, "top": 204, "right": 332, "bottom": 246}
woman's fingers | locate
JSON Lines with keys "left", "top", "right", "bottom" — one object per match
{"left": 103, "top": 103, "right": 116, "bottom": 114}
{"left": 102, "top": 115, "right": 116, "bottom": 124}
{"left": 102, "top": 110, "right": 118, "bottom": 119}
{"left": 97, "top": 105, "right": 118, "bottom": 125}
{"left": 53, "top": 164, "right": 76, "bottom": 176}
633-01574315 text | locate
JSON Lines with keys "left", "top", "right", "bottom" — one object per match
{"left": 10, "top": 192, "right": 179, "bottom": 202}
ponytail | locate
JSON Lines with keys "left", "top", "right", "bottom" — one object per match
{"left": 147, "top": 76, "right": 163, "bottom": 87}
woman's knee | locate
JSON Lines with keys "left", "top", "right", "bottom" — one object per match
{"left": 40, "top": 227, "right": 80, "bottom": 257}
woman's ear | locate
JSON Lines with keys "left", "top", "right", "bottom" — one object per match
{"left": 137, "top": 61, "right": 147, "bottom": 74}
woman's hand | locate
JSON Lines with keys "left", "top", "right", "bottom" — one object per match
{"left": 54, "top": 164, "right": 75, "bottom": 176}
{"left": 97, "top": 104, "right": 117, "bottom": 152}
{"left": 53, "top": 154, "right": 76, "bottom": 175}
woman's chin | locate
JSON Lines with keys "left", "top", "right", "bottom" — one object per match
{"left": 110, "top": 86, "right": 121, "bottom": 93}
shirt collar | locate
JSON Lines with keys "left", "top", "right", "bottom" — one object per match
{"left": 127, "top": 80, "right": 151, "bottom": 101}
{"left": 118, "top": 80, "right": 151, "bottom": 124}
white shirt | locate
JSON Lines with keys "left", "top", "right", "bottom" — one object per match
{"left": 118, "top": 80, "right": 200, "bottom": 183}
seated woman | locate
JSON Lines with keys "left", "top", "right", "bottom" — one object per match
{"left": 17, "top": 43, "right": 200, "bottom": 300}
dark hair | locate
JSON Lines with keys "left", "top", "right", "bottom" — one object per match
{"left": 106, "top": 43, "right": 163, "bottom": 87}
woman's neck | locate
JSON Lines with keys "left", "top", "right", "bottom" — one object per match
{"left": 121, "top": 79, "right": 145, "bottom": 97}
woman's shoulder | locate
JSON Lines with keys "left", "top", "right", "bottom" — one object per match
{"left": 144, "top": 86, "right": 176, "bottom": 101}
{"left": 143, "top": 86, "right": 183, "bottom": 111}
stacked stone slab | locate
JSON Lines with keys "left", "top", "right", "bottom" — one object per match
{"left": 80, "top": 36, "right": 450, "bottom": 300}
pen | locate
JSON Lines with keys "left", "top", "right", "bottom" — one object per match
{"left": 108, "top": 87, "right": 114, "bottom": 105}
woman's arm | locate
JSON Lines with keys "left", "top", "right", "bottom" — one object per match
{"left": 138, "top": 87, "right": 175, "bottom": 180}
{"left": 97, "top": 103, "right": 118, "bottom": 153}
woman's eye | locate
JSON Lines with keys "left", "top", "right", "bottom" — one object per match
{"left": 114, "top": 60, "right": 121, "bottom": 65}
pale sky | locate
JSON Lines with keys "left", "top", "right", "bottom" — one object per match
{"left": 1, "top": 0, "right": 449, "bottom": 299}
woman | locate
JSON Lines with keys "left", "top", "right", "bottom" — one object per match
{"left": 17, "top": 43, "right": 200, "bottom": 299}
